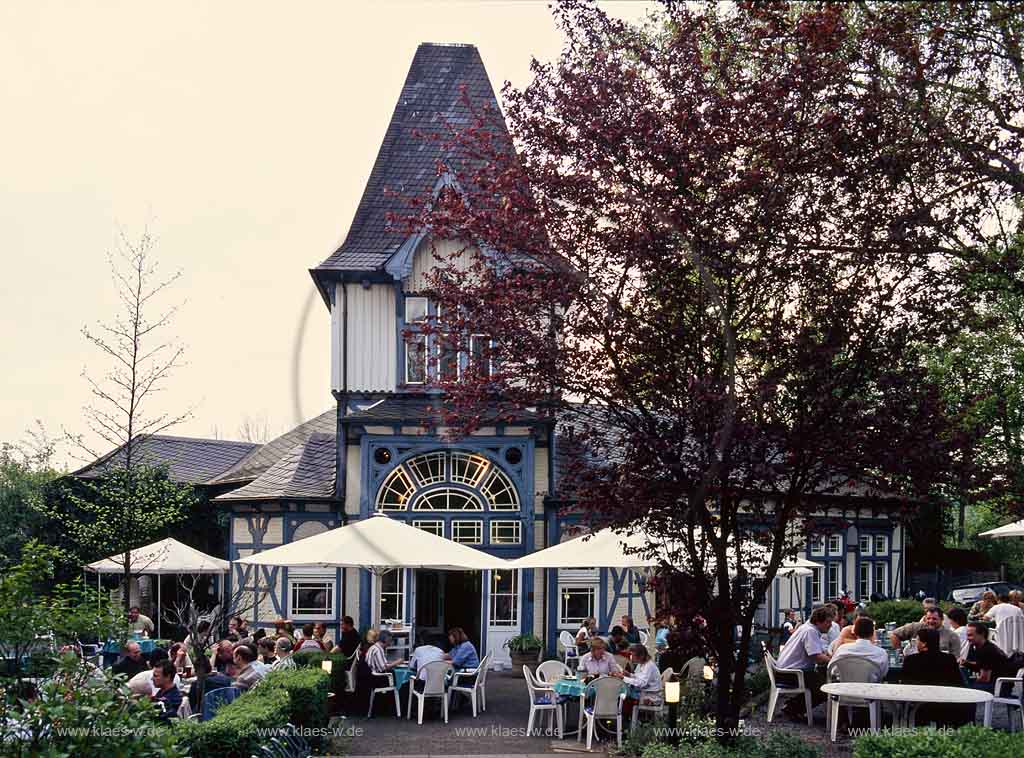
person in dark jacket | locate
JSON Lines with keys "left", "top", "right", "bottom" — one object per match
{"left": 899, "top": 627, "right": 973, "bottom": 727}
{"left": 111, "top": 641, "right": 148, "bottom": 678}
{"left": 187, "top": 655, "right": 232, "bottom": 715}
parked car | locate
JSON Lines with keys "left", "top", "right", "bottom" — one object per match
{"left": 948, "top": 582, "right": 1024, "bottom": 605}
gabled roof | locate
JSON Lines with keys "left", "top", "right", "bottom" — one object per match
{"left": 209, "top": 408, "right": 335, "bottom": 485}
{"left": 72, "top": 435, "right": 259, "bottom": 485}
{"left": 311, "top": 43, "right": 510, "bottom": 290}
{"left": 214, "top": 433, "right": 336, "bottom": 502}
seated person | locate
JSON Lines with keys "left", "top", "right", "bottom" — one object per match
{"left": 963, "top": 622, "right": 1019, "bottom": 695}
{"left": 608, "top": 626, "right": 628, "bottom": 653}
{"left": 900, "top": 628, "right": 973, "bottom": 727}
{"left": 888, "top": 607, "right": 960, "bottom": 656}
{"left": 331, "top": 616, "right": 361, "bottom": 657}
{"left": 445, "top": 627, "right": 480, "bottom": 672}
{"left": 150, "top": 660, "right": 182, "bottom": 721}
{"left": 774, "top": 606, "right": 833, "bottom": 721}
{"left": 210, "top": 640, "right": 236, "bottom": 676}
{"left": 983, "top": 594, "right": 1024, "bottom": 627}
{"left": 256, "top": 637, "right": 277, "bottom": 667}
{"left": 968, "top": 591, "right": 997, "bottom": 622}
{"left": 947, "top": 607, "right": 970, "bottom": 659}
{"left": 127, "top": 649, "right": 181, "bottom": 696}
{"left": 654, "top": 615, "right": 673, "bottom": 652}
{"left": 611, "top": 644, "right": 661, "bottom": 719}
{"left": 231, "top": 644, "right": 265, "bottom": 691}
{"left": 271, "top": 637, "right": 297, "bottom": 670}
{"left": 620, "top": 615, "right": 641, "bottom": 645}
{"left": 578, "top": 638, "right": 622, "bottom": 676}
{"left": 169, "top": 642, "right": 193, "bottom": 674}
{"left": 828, "top": 610, "right": 874, "bottom": 654}
{"left": 294, "top": 623, "right": 327, "bottom": 652}
{"left": 409, "top": 643, "right": 446, "bottom": 681}
{"left": 112, "top": 641, "right": 148, "bottom": 678}
{"left": 313, "top": 622, "right": 333, "bottom": 650}
{"left": 830, "top": 617, "right": 888, "bottom": 678}
{"left": 576, "top": 617, "right": 596, "bottom": 655}
{"left": 780, "top": 610, "right": 799, "bottom": 645}
{"left": 187, "top": 655, "right": 232, "bottom": 715}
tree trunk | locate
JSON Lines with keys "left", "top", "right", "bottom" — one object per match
{"left": 122, "top": 551, "right": 132, "bottom": 616}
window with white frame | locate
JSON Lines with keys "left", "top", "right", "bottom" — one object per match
{"left": 439, "top": 343, "right": 460, "bottom": 382}
{"left": 859, "top": 535, "right": 872, "bottom": 556}
{"left": 859, "top": 562, "right": 870, "bottom": 599}
{"left": 452, "top": 520, "right": 483, "bottom": 545}
{"left": 405, "top": 296, "right": 428, "bottom": 324}
{"left": 413, "top": 520, "right": 444, "bottom": 537}
{"left": 560, "top": 586, "right": 595, "bottom": 627}
{"left": 405, "top": 335, "right": 427, "bottom": 384}
{"left": 810, "top": 536, "right": 825, "bottom": 556}
{"left": 827, "top": 562, "right": 841, "bottom": 599}
{"left": 489, "top": 570, "right": 518, "bottom": 627}
{"left": 874, "top": 535, "right": 889, "bottom": 555}
{"left": 379, "top": 569, "right": 405, "bottom": 622}
{"left": 490, "top": 520, "right": 521, "bottom": 545}
{"left": 470, "top": 334, "right": 492, "bottom": 378}
{"left": 873, "top": 562, "right": 887, "bottom": 597}
{"left": 828, "top": 534, "right": 843, "bottom": 556}
{"left": 289, "top": 575, "right": 336, "bottom": 620}
{"left": 376, "top": 451, "right": 519, "bottom": 512}
{"left": 415, "top": 489, "right": 483, "bottom": 511}
{"left": 811, "top": 567, "right": 823, "bottom": 602}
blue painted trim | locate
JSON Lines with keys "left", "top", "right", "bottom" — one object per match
{"left": 599, "top": 568, "right": 609, "bottom": 631}
{"left": 545, "top": 515, "right": 559, "bottom": 656}
{"left": 359, "top": 570, "right": 371, "bottom": 631}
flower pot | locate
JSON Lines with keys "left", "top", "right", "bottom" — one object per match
{"left": 509, "top": 650, "right": 541, "bottom": 673}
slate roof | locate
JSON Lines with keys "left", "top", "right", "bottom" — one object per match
{"left": 312, "top": 43, "right": 510, "bottom": 278}
{"left": 72, "top": 436, "right": 259, "bottom": 485}
{"left": 214, "top": 433, "right": 336, "bottom": 502}
{"left": 209, "top": 408, "right": 335, "bottom": 485}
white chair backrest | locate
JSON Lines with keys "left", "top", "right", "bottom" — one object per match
{"left": 559, "top": 630, "right": 577, "bottom": 651}
{"left": 177, "top": 698, "right": 192, "bottom": 718}
{"left": 996, "top": 615, "right": 1024, "bottom": 655}
{"left": 588, "top": 676, "right": 624, "bottom": 717}
{"left": 477, "top": 651, "right": 493, "bottom": 685}
{"left": 523, "top": 665, "right": 548, "bottom": 698}
{"left": 828, "top": 655, "right": 882, "bottom": 685}
{"left": 680, "top": 656, "right": 706, "bottom": 684}
{"left": 420, "top": 660, "right": 453, "bottom": 695}
{"left": 661, "top": 667, "right": 675, "bottom": 684}
{"left": 763, "top": 650, "right": 779, "bottom": 687}
{"left": 537, "top": 659, "right": 571, "bottom": 683}
{"left": 639, "top": 630, "right": 649, "bottom": 646}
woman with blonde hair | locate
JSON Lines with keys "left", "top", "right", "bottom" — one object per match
{"left": 575, "top": 616, "right": 597, "bottom": 654}
{"left": 968, "top": 590, "right": 997, "bottom": 621}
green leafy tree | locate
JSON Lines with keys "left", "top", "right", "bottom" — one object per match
{"left": 0, "top": 425, "right": 62, "bottom": 571}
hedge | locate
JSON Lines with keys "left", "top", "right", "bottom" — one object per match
{"left": 861, "top": 600, "right": 957, "bottom": 627}
{"left": 174, "top": 668, "right": 330, "bottom": 758}
{"left": 641, "top": 730, "right": 820, "bottom": 758}
{"left": 853, "top": 725, "right": 1024, "bottom": 757}
{"left": 291, "top": 649, "right": 352, "bottom": 695}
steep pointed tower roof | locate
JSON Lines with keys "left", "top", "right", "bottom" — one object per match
{"left": 310, "top": 43, "right": 510, "bottom": 300}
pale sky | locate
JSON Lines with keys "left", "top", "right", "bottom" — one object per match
{"left": 0, "top": 0, "right": 654, "bottom": 468}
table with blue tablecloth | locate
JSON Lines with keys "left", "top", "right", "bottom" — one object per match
{"left": 392, "top": 666, "right": 415, "bottom": 690}
{"left": 552, "top": 676, "right": 628, "bottom": 739}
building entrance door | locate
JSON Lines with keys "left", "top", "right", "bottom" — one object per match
{"left": 412, "top": 570, "right": 483, "bottom": 650}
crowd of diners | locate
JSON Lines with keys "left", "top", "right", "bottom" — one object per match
{"left": 773, "top": 593, "right": 1024, "bottom": 726}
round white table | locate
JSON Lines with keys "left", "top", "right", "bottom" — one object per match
{"left": 821, "top": 682, "right": 993, "bottom": 735}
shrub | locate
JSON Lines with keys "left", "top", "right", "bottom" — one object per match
{"left": 175, "top": 686, "right": 290, "bottom": 758}
{"left": 862, "top": 600, "right": 956, "bottom": 627}
{"left": 261, "top": 667, "right": 330, "bottom": 730}
{"left": 4, "top": 660, "right": 183, "bottom": 757}
{"left": 291, "top": 649, "right": 351, "bottom": 694}
{"left": 853, "top": 725, "right": 1024, "bottom": 757}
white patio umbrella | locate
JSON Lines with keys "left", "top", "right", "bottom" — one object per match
{"left": 979, "top": 518, "right": 1024, "bottom": 538}
{"left": 507, "top": 526, "right": 663, "bottom": 570}
{"left": 84, "top": 537, "right": 230, "bottom": 638}
{"left": 235, "top": 513, "right": 510, "bottom": 628}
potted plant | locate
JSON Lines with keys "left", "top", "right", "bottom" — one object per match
{"left": 504, "top": 634, "right": 544, "bottom": 673}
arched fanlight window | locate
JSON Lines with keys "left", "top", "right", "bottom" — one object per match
{"left": 375, "top": 450, "right": 519, "bottom": 512}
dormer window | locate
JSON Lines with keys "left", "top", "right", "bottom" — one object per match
{"left": 405, "top": 335, "right": 427, "bottom": 384}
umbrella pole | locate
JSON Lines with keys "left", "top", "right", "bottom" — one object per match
{"left": 157, "top": 576, "right": 162, "bottom": 639}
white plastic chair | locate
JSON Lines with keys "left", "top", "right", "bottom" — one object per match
{"left": 407, "top": 660, "right": 453, "bottom": 724}
{"left": 825, "top": 655, "right": 881, "bottom": 741}
{"left": 367, "top": 670, "right": 401, "bottom": 718}
{"left": 524, "top": 665, "right": 564, "bottom": 738}
{"left": 581, "top": 676, "right": 624, "bottom": 750}
{"left": 993, "top": 666, "right": 1024, "bottom": 732}
{"left": 995, "top": 616, "right": 1024, "bottom": 655}
{"left": 559, "top": 630, "right": 580, "bottom": 669}
{"left": 631, "top": 668, "right": 671, "bottom": 731}
{"left": 639, "top": 629, "right": 649, "bottom": 646}
{"left": 763, "top": 645, "right": 813, "bottom": 726}
{"left": 450, "top": 651, "right": 492, "bottom": 717}
{"left": 536, "top": 659, "right": 572, "bottom": 684}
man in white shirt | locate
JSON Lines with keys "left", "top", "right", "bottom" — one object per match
{"left": 578, "top": 638, "right": 622, "bottom": 676}
{"left": 983, "top": 594, "right": 1024, "bottom": 627}
{"left": 776, "top": 607, "right": 833, "bottom": 720}
{"left": 947, "top": 607, "right": 971, "bottom": 660}
{"left": 830, "top": 617, "right": 888, "bottom": 678}
{"left": 408, "top": 644, "right": 446, "bottom": 680}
